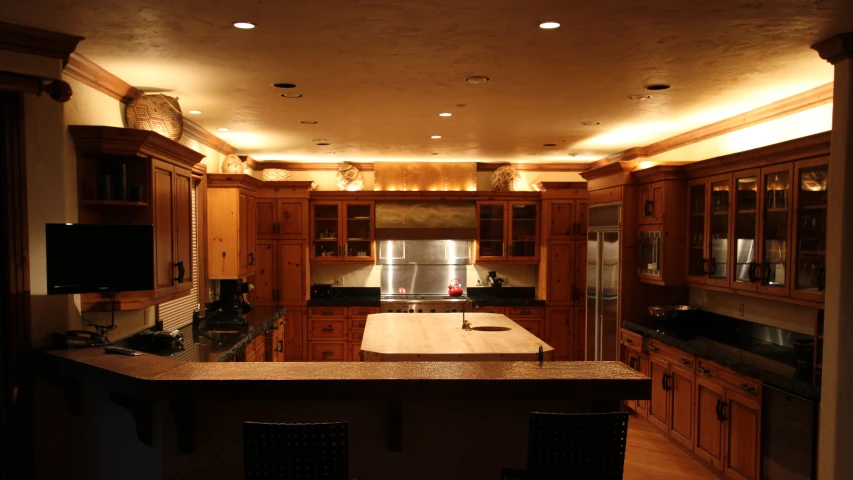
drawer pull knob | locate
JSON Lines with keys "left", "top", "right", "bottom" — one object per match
{"left": 679, "top": 358, "right": 692, "bottom": 366}
{"left": 321, "top": 327, "right": 334, "bottom": 332}
{"left": 650, "top": 346, "right": 659, "bottom": 353}
{"left": 740, "top": 383, "right": 755, "bottom": 393}
{"left": 700, "top": 367, "right": 711, "bottom": 374}
{"left": 624, "top": 338, "right": 633, "bottom": 344}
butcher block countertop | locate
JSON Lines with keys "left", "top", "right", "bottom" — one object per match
{"left": 360, "top": 313, "right": 555, "bottom": 361}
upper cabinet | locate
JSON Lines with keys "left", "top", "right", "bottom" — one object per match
{"left": 791, "top": 157, "right": 828, "bottom": 303}
{"left": 207, "top": 174, "right": 261, "bottom": 279}
{"left": 257, "top": 198, "right": 308, "bottom": 240}
{"left": 633, "top": 173, "right": 686, "bottom": 286}
{"left": 639, "top": 181, "right": 666, "bottom": 224}
{"left": 686, "top": 174, "right": 732, "bottom": 288}
{"left": 547, "top": 200, "right": 588, "bottom": 240}
{"left": 310, "top": 201, "right": 375, "bottom": 263}
{"left": 70, "top": 126, "right": 205, "bottom": 311}
{"left": 475, "top": 200, "right": 540, "bottom": 263}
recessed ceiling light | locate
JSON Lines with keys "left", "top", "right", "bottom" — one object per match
{"left": 280, "top": 93, "right": 303, "bottom": 98}
{"left": 233, "top": 22, "right": 255, "bottom": 29}
{"left": 273, "top": 83, "right": 297, "bottom": 88}
{"left": 218, "top": 127, "right": 229, "bottom": 132}
{"left": 188, "top": 110, "right": 202, "bottom": 115}
{"left": 646, "top": 84, "right": 671, "bottom": 91}
{"left": 465, "top": 76, "right": 489, "bottom": 85}
{"left": 431, "top": 135, "right": 442, "bottom": 139}
{"left": 543, "top": 143, "right": 557, "bottom": 147}
{"left": 455, "top": 104, "right": 467, "bottom": 107}
{"left": 316, "top": 142, "right": 331, "bottom": 146}
{"left": 539, "top": 22, "right": 560, "bottom": 29}
{"left": 300, "top": 120, "right": 318, "bottom": 124}
{"left": 582, "top": 121, "right": 601, "bottom": 126}
{"left": 431, "top": 152, "right": 439, "bottom": 155}
{"left": 439, "top": 112, "right": 452, "bottom": 117}
{"left": 312, "top": 138, "right": 327, "bottom": 142}
{"left": 629, "top": 95, "right": 652, "bottom": 100}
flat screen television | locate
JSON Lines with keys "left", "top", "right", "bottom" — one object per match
{"left": 46, "top": 223, "right": 154, "bottom": 294}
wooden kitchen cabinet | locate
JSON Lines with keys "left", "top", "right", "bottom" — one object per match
{"left": 669, "top": 364, "right": 695, "bottom": 449}
{"left": 252, "top": 241, "right": 277, "bottom": 305}
{"left": 282, "top": 307, "right": 306, "bottom": 361}
{"left": 618, "top": 329, "right": 648, "bottom": 417}
{"left": 648, "top": 340, "right": 695, "bottom": 447}
{"left": 695, "top": 376, "right": 726, "bottom": 470}
{"left": 723, "top": 390, "right": 761, "bottom": 480}
{"left": 476, "top": 201, "right": 540, "bottom": 263}
{"left": 279, "top": 241, "right": 306, "bottom": 305}
{"left": 547, "top": 200, "right": 588, "bottom": 240}
{"left": 547, "top": 242, "right": 574, "bottom": 304}
{"left": 648, "top": 353, "right": 670, "bottom": 431}
{"left": 70, "top": 126, "right": 205, "bottom": 311}
{"left": 310, "top": 201, "right": 375, "bottom": 263}
{"left": 207, "top": 174, "right": 262, "bottom": 279}
{"left": 346, "top": 305, "right": 378, "bottom": 361}
{"left": 505, "top": 306, "right": 545, "bottom": 341}
{"left": 257, "top": 198, "right": 308, "bottom": 240}
{"left": 639, "top": 181, "right": 666, "bottom": 224}
{"left": 545, "top": 307, "right": 583, "bottom": 360}
{"left": 791, "top": 157, "right": 829, "bottom": 303}
{"left": 686, "top": 175, "right": 732, "bottom": 288}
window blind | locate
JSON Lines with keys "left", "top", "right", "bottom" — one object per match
{"left": 157, "top": 185, "right": 199, "bottom": 330}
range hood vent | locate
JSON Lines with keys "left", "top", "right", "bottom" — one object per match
{"left": 375, "top": 201, "right": 477, "bottom": 240}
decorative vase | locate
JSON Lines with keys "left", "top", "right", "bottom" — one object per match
{"left": 490, "top": 165, "right": 522, "bottom": 191}
{"left": 336, "top": 162, "right": 363, "bottom": 191}
{"left": 125, "top": 94, "right": 184, "bottom": 141}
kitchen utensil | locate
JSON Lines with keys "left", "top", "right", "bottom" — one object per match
{"left": 648, "top": 305, "right": 695, "bottom": 319}
{"left": 448, "top": 278, "right": 463, "bottom": 297}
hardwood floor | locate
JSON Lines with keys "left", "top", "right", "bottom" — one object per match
{"left": 624, "top": 414, "right": 721, "bottom": 480}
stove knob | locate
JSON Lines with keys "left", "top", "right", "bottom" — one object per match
{"left": 387, "top": 309, "right": 393, "bottom": 313}
{"left": 396, "top": 309, "right": 402, "bottom": 313}
{"left": 451, "top": 308, "right": 457, "bottom": 313}
{"left": 430, "top": 309, "right": 436, "bottom": 313}
{"left": 409, "top": 309, "right": 414, "bottom": 313}
{"left": 417, "top": 309, "right": 423, "bottom": 313}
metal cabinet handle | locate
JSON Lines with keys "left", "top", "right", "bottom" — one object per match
{"left": 740, "top": 383, "right": 755, "bottom": 393}
{"left": 661, "top": 373, "right": 670, "bottom": 391}
{"left": 173, "top": 261, "right": 185, "bottom": 283}
{"left": 624, "top": 337, "right": 633, "bottom": 345}
{"left": 629, "top": 356, "right": 637, "bottom": 369}
{"left": 643, "top": 200, "right": 654, "bottom": 217}
{"left": 321, "top": 327, "right": 334, "bottom": 332}
{"left": 765, "top": 263, "right": 773, "bottom": 283}
{"left": 818, "top": 265, "right": 826, "bottom": 292}
{"left": 748, "top": 262, "right": 758, "bottom": 283}
{"left": 699, "top": 367, "right": 711, "bottom": 375}
{"left": 650, "top": 346, "right": 660, "bottom": 353}
{"left": 679, "top": 358, "right": 692, "bottom": 366}
{"left": 248, "top": 252, "right": 255, "bottom": 266}
{"left": 699, "top": 257, "right": 707, "bottom": 276}
{"left": 275, "top": 340, "right": 283, "bottom": 352}
{"left": 709, "top": 257, "right": 717, "bottom": 276}
{"left": 716, "top": 400, "right": 728, "bottom": 422}
{"left": 321, "top": 351, "right": 333, "bottom": 355}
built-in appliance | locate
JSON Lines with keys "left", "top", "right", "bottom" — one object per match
{"left": 377, "top": 239, "right": 471, "bottom": 313}
{"left": 311, "top": 284, "right": 334, "bottom": 298}
{"left": 637, "top": 229, "right": 661, "bottom": 277}
{"left": 762, "top": 385, "right": 818, "bottom": 480}
{"left": 586, "top": 203, "right": 621, "bottom": 361}
{"left": 374, "top": 201, "right": 477, "bottom": 240}
{"left": 216, "top": 279, "right": 254, "bottom": 315}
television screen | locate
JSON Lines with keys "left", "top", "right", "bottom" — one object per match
{"left": 46, "top": 224, "right": 154, "bottom": 294}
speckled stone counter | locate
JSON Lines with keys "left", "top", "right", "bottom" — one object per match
{"left": 467, "top": 286, "right": 546, "bottom": 307}
{"left": 306, "top": 286, "right": 381, "bottom": 306}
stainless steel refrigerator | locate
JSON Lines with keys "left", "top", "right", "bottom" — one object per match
{"left": 586, "top": 203, "right": 621, "bottom": 361}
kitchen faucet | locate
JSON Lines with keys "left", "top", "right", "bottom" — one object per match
{"left": 461, "top": 297, "right": 471, "bottom": 330}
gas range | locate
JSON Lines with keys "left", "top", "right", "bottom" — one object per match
{"left": 380, "top": 294, "right": 470, "bottom": 314}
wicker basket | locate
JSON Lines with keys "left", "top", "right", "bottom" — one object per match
{"left": 262, "top": 168, "right": 291, "bottom": 181}
{"left": 125, "top": 94, "right": 184, "bottom": 141}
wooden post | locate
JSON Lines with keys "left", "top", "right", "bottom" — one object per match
{"left": 812, "top": 33, "right": 853, "bottom": 480}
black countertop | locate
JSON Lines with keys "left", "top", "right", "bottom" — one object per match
{"left": 307, "top": 287, "right": 380, "bottom": 306}
{"left": 119, "top": 306, "right": 286, "bottom": 363}
{"left": 467, "top": 287, "right": 546, "bottom": 307}
{"left": 621, "top": 315, "right": 820, "bottom": 401}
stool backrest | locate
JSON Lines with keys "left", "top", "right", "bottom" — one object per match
{"left": 244, "top": 421, "right": 348, "bottom": 480}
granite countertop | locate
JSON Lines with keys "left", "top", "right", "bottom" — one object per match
{"left": 621, "top": 318, "right": 820, "bottom": 401}
{"left": 467, "top": 287, "right": 546, "bottom": 307}
{"left": 307, "top": 287, "right": 380, "bottom": 306}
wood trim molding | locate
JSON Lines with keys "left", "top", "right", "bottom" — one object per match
{"left": 580, "top": 161, "right": 637, "bottom": 181}
{"left": 63, "top": 53, "right": 237, "bottom": 156}
{"left": 310, "top": 190, "right": 542, "bottom": 201}
{"left": 247, "top": 161, "right": 588, "bottom": 172}
{"left": 68, "top": 125, "right": 206, "bottom": 168}
{"left": 0, "top": 21, "right": 83, "bottom": 66}
{"left": 587, "top": 82, "right": 834, "bottom": 170}
{"left": 239, "top": 155, "right": 259, "bottom": 170}
{"left": 252, "top": 161, "right": 375, "bottom": 171}
{"left": 476, "top": 162, "right": 588, "bottom": 172}
{"left": 813, "top": 33, "right": 853, "bottom": 65}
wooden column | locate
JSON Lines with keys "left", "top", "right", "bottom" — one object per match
{"left": 812, "top": 33, "right": 853, "bottom": 480}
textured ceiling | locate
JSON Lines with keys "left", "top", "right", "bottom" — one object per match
{"left": 2, "top": 0, "right": 850, "bottom": 162}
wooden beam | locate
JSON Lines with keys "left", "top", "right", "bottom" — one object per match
{"left": 0, "top": 21, "right": 83, "bottom": 66}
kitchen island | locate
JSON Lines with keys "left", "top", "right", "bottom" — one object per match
{"left": 361, "top": 312, "right": 554, "bottom": 361}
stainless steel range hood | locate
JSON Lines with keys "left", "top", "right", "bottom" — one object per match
{"left": 374, "top": 201, "right": 477, "bottom": 240}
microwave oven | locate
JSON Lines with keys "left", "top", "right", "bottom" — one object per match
{"left": 638, "top": 230, "right": 661, "bottom": 277}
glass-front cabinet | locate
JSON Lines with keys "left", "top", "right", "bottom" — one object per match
{"left": 687, "top": 175, "right": 732, "bottom": 287}
{"left": 687, "top": 180, "right": 707, "bottom": 284}
{"left": 310, "top": 201, "right": 374, "bottom": 263}
{"left": 791, "top": 157, "right": 829, "bottom": 302}
{"left": 475, "top": 201, "right": 539, "bottom": 263}
{"left": 758, "top": 163, "right": 792, "bottom": 297}
{"left": 731, "top": 170, "right": 760, "bottom": 292}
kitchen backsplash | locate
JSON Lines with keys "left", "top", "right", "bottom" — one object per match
{"left": 310, "top": 263, "right": 537, "bottom": 288}
{"left": 689, "top": 288, "right": 816, "bottom": 335}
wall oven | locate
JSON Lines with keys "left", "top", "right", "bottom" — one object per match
{"left": 638, "top": 229, "right": 661, "bottom": 278}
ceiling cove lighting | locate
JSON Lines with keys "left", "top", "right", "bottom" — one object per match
{"left": 439, "top": 112, "right": 452, "bottom": 117}
{"left": 188, "top": 110, "right": 202, "bottom": 115}
{"left": 539, "top": 22, "right": 561, "bottom": 29}
{"left": 233, "top": 22, "right": 255, "bottom": 29}
{"left": 218, "top": 127, "right": 230, "bottom": 132}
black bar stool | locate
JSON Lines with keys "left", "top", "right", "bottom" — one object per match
{"left": 243, "top": 421, "right": 348, "bottom": 479}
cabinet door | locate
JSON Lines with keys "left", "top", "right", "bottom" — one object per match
{"left": 545, "top": 307, "right": 572, "bottom": 360}
{"left": 246, "top": 193, "right": 257, "bottom": 275}
{"left": 173, "top": 167, "right": 193, "bottom": 293}
{"left": 252, "top": 241, "right": 277, "bottom": 305}
{"left": 639, "top": 183, "right": 653, "bottom": 225}
{"left": 635, "top": 353, "right": 650, "bottom": 418}
{"left": 620, "top": 346, "right": 639, "bottom": 411}
{"left": 651, "top": 181, "right": 665, "bottom": 223}
{"left": 343, "top": 201, "right": 374, "bottom": 261}
{"left": 278, "top": 200, "right": 305, "bottom": 239}
{"left": 707, "top": 174, "right": 732, "bottom": 288}
{"left": 477, "top": 201, "right": 507, "bottom": 261}
{"left": 724, "top": 390, "right": 761, "bottom": 480}
{"left": 238, "top": 190, "right": 249, "bottom": 273}
{"left": 669, "top": 366, "right": 695, "bottom": 448}
{"left": 547, "top": 243, "right": 574, "bottom": 303}
{"left": 549, "top": 201, "right": 575, "bottom": 239}
{"left": 508, "top": 202, "right": 539, "bottom": 262}
{"left": 572, "top": 306, "right": 586, "bottom": 360}
{"left": 152, "top": 160, "right": 176, "bottom": 298}
{"left": 758, "top": 163, "right": 793, "bottom": 297}
{"left": 695, "top": 376, "right": 725, "bottom": 469}
{"left": 574, "top": 241, "right": 586, "bottom": 305}
{"left": 731, "top": 169, "right": 760, "bottom": 292}
{"left": 648, "top": 354, "right": 670, "bottom": 431}
{"left": 282, "top": 307, "right": 305, "bottom": 361}
{"left": 575, "top": 200, "right": 588, "bottom": 239}
{"left": 791, "top": 157, "right": 828, "bottom": 302}
{"left": 279, "top": 242, "right": 305, "bottom": 305}
{"left": 311, "top": 202, "right": 342, "bottom": 262}
{"left": 687, "top": 179, "right": 709, "bottom": 284}
{"left": 349, "top": 342, "right": 362, "bottom": 361}
{"left": 256, "top": 199, "right": 277, "bottom": 238}
{"left": 512, "top": 318, "right": 542, "bottom": 339}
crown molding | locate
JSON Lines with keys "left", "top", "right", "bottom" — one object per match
{"left": 246, "top": 160, "right": 588, "bottom": 172}
{"left": 63, "top": 53, "right": 237, "bottom": 156}
{"left": 813, "top": 33, "right": 853, "bottom": 65}
{"left": 476, "top": 162, "right": 588, "bottom": 172}
{"left": 251, "top": 161, "right": 375, "bottom": 171}
{"left": 0, "top": 22, "right": 83, "bottom": 67}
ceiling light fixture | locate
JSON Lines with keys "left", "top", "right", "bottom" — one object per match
{"left": 539, "top": 22, "right": 560, "bottom": 29}
{"left": 439, "top": 112, "right": 452, "bottom": 117}
{"left": 280, "top": 93, "right": 303, "bottom": 98}
{"left": 300, "top": 120, "right": 318, "bottom": 124}
{"left": 272, "top": 83, "right": 297, "bottom": 89}
{"left": 455, "top": 104, "right": 467, "bottom": 107}
{"left": 233, "top": 22, "right": 255, "bottom": 29}
{"left": 582, "top": 121, "right": 601, "bottom": 125}
{"left": 188, "top": 110, "right": 202, "bottom": 115}
{"left": 629, "top": 95, "right": 652, "bottom": 100}
{"left": 218, "top": 127, "right": 230, "bottom": 132}
{"left": 465, "top": 76, "right": 489, "bottom": 85}
{"left": 646, "top": 84, "right": 671, "bottom": 91}
{"left": 543, "top": 143, "right": 557, "bottom": 147}
{"left": 431, "top": 135, "right": 442, "bottom": 139}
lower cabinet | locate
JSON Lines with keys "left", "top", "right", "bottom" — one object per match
{"left": 243, "top": 334, "right": 266, "bottom": 362}
{"left": 473, "top": 306, "right": 546, "bottom": 343}
{"left": 723, "top": 389, "right": 761, "bottom": 480}
{"left": 307, "top": 305, "right": 378, "bottom": 361}
{"left": 669, "top": 365, "right": 695, "bottom": 448}
{"left": 309, "top": 341, "right": 346, "bottom": 361}
{"left": 282, "top": 307, "right": 306, "bottom": 361}
{"left": 648, "top": 353, "right": 670, "bottom": 430}
{"left": 545, "top": 307, "right": 584, "bottom": 360}
{"left": 695, "top": 376, "right": 726, "bottom": 469}
{"left": 618, "top": 330, "right": 648, "bottom": 418}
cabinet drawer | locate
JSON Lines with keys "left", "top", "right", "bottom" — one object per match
{"left": 308, "top": 306, "right": 346, "bottom": 317}
{"left": 474, "top": 306, "right": 505, "bottom": 314}
{"left": 649, "top": 340, "right": 694, "bottom": 371}
{"left": 513, "top": 319, "right": 541, "bottom": 338}
{"left": 309, "top": 319, "right": 346, "bottom": 339}
{"left": 696, "top": 359, "right": 761, "bottom": 398}
{"left": 506, "top": 306, "right": 545, "bottom": 317}
{"left": 309, "top": 341, "right": 346, "bottom": 361}
{"left": 347, "top": 306, "right": 379, "bottom": 317}
{"left": 348, "top": 317, "right": 368, "bottom": 330}
{"left": 620, "top": 329, "right": 643, "bottom": 352}
{"left": 348, "top": 330, "right": 364, "bottom": 342}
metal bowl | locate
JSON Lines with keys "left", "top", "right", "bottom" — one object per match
{"left": 648, "top": 305, "right": 694, "bottom": 319}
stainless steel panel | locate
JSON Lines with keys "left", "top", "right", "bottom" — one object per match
{"left": 381, "top": 265, "right": 467, "bottom": 295}
{"left": 588, "top": 203, "right": 621, "bottom": 228}
{"left": 601, "top": 231, "right": 620, "bottom": 361}
{"left": 638, "top": 230, "right": 661, "bottom": 277}
{"left": 710, "top": 238, "right": 728, "bottom": 279}
{"left": 734, "top": 238, "right": 756, "bottom": 283}
{"left": 586, "top": 232, "right": 599, "bottom": 361}
{"left": 377, "top": 240, "right": 470, "bottom": 265}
